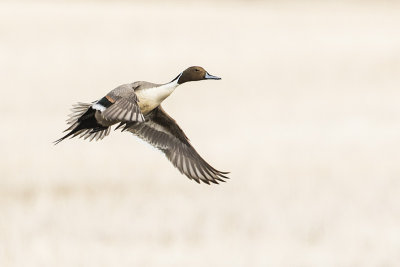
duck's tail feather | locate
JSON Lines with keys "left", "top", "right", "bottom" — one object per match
{"left": 54, "top": 102, "right": 111, "bottom": 145}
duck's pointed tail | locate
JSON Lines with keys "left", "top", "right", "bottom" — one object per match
{"left": 54, "top": 102, "right": 111, "bottom": 145}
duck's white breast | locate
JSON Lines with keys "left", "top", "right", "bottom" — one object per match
{"left": 136, "top": 82, "right": 179, "bottom": 114}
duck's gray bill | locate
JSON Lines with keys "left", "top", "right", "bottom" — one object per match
{"left": 205, "top": 72, "right": 221, "bottom": 80}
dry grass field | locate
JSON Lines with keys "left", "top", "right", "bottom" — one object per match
{"left": 1, "top": 1, "right": 400, "bottom": 266}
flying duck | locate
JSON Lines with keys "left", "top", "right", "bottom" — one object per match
{"left": 55, "top": 66, "right": 229, "bottom": 184}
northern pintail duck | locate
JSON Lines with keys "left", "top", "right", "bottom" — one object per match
{"left": 55, "top": 66, "right": 229, "bottom": 184}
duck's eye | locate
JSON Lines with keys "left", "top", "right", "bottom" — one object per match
{"left": 195, "top": 69, "right": 199, "bottom": 72}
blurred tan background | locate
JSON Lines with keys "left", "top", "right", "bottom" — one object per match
{"left": 1, "top": 0, "right": 400, "bottom": 266}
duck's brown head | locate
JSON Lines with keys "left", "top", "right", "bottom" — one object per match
{"left": 177, "top": 66, "right": 221, "bottom": 84}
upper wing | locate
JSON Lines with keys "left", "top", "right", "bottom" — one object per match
{"left": 93, "top": 84, "right": 145, "bottom": 123}
{"left": 121, "top": 106, "right": 229, "bottom": 184}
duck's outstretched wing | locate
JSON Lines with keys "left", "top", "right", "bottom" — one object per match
{"left": 55, "top": 84, "right": 145, "bottom": 145}
{"left": 94, "top": 84, "right": 145, "bottom": 123}
{"left": 120, "top": 106, "right": 229, "bottom": 184}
